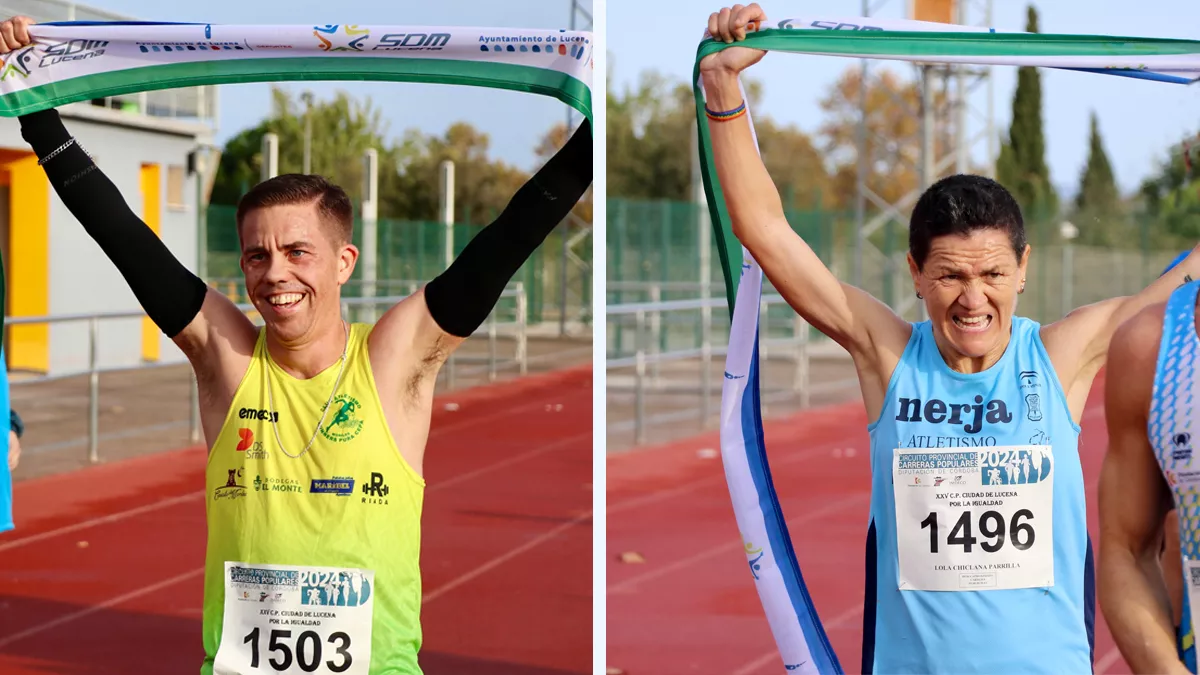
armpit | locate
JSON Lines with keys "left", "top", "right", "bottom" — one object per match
{"left": 404, "top": 335, "right": 450, "bottom": 403}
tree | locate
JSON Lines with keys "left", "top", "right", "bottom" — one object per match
{"left": 1067, "top": 110, "right": 1127, "bottom": 244}
{"left": 211, "top": 87, "right": 396, "bottom": 207}
{"left": 1074, "top": 111, "right": 1117, "bottom": 214}
{"left": 1139, "top": 132, "right": 1200, "bottom": 245}
{"left": 210, "top": 86, "right": 537, "bottom": 224}
{"left": 755, "top": 117, "right": 833, "bottom": 211}
{"left": 606, "top": 69, "right": 831, "bottom": 208}
{"left": 996, "top": 5, "right": 1058, "bottom": 220}
{"left": 387, "top": 122, "right": 528, "bottom": 225}
{"left": 817, "top": 65, "right": 954, "bottom": 210}
{"left": 605, "top": 70, "right": 696, "bottom": 201}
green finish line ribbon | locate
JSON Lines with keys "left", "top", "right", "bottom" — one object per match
{"left": 0, "top": 20, "right": 594, "bottom": 351}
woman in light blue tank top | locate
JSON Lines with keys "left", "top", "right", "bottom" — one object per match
{"left": 865, "top": 309, "right": 1091, "bottom": 673}
{"left": 700, "top": 6, "right": 1200, "bottom": 671}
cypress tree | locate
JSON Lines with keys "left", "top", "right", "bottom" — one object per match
{"left": 996, "top": 5, "right": 1058, "bottom": 220}
{"left": 1075, "top": 110, "right": 1117, "bottom": 214}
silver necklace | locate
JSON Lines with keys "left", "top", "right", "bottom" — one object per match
{"left": 264, "top": 319, "right": 350, "bottom": 460}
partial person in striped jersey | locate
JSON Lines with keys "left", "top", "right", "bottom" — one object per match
{"left": 1100, "top": 251, "right": 1198, "bottom": 674}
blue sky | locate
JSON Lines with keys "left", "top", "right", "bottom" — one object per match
{"left": 64, "top": 0, "right": 591, "bottom": 172}
{"left": 608, "top": 0, "right": 1200, "bottom": 196}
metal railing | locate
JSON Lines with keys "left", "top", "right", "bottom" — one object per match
{"left": 607, "top": 280, "right": 722, "bottom": 294}
{"left": 606, "top": 294, "right": 854, "bottom": 445}
{"left": 7, "top": 286, "right": 526, "bottom": 463}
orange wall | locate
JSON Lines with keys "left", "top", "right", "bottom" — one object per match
{"left": 140, "top": 163, "right": 162, "bottom": 362}
{"left": 0, "top": 149, "right": 49, "bottom": 372}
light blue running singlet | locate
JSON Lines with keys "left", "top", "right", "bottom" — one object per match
{"left": 1150, "top": 279, "right": 1200, "bottom": 673}
{"left": 864, "top": 317, "right": 1094, "bottom": 673}
{"left": 0, "top": 347, "right": 12, "bottom": 534}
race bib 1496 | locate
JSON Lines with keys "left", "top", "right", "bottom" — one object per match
{"left": 893, "top": 446, "right": 1055, "bottom": 592}
{"left": 214, "top": 562, "right": 374, "bottom": 675}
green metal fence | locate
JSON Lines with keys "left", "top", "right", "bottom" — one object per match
{"left": 607, "top": 197, "right": 1188, "bottom": 356}
{"left": 606, "top": 198, "right": 839, "bottom": 356}
{"left": 606, "top": 198, "right": 837, "bottom": 300}
{"left": 204, "top": 204, "right": 591, "bottom": 325}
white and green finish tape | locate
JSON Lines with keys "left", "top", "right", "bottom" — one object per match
{"left": 0, "top": 20, "right": 594, "bottom": 345}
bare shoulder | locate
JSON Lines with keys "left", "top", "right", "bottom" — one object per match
{"left": 1098, "top": 302, "right": 1172, "bottom": 573}
{"left": 175, "top": 287, "right": 258, "bottom": 384}
{"left": 1104, "top": 301, "right": 1167, "bottom": 416}
{"left": 368, "top": 290, "right": 442, "bottom": 362}
{"left": 1039, "top": 296, "right": 1133, "bottom": 387}
{"left": 169, "top": 288, "right": 259, "bottom": 446}
{"left": 1040, "top": 297, "right": 1124, "bottom": 355}
{"left": 840, "top": 282, "right": 913, "bottom": 421}
{"left": 1108, "top": 301, "right": 1166, "bottom": 365}
{"left": 838, "top": 280, "right": 912, "bottom": 378}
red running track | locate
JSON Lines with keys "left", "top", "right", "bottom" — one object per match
{"left": 607, "top": 373, "right": 1131, "bottom": 675}
{"left": 0, "top": 366, "right": 592, "bottom": 675}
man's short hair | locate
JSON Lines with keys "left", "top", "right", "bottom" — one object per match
{"left": 236, "top": 174, "right": 354, "bottom": 246}
{"left": 908, "top": 174, "right": 1027, "bottom": 269}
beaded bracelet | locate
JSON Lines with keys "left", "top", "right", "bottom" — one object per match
{"left": 705, "top": 100, "right": 747, "bottom": 122}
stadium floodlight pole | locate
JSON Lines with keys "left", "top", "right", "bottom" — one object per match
{"left": 361, "top": 148, "right": 379, "bottom": 323}
{"left": 439, "top": 159, "right": 455, "bottom": 272}
{"left": 191, "top": 142, "right": 219, "bottom": 445}
{"left": 439, "top": 158, "right": 457, "bottom": 387}
{"left": 1060, "top": 221, "right": 1079, "bottom": 314}
{"left": 985, "top": 0, "right": 997, "bottom": 175}
{"left": 186, "top": 138, "right": 221, "bottom": 441}
{"left": 192, "top": 145, "right": 212, "bottom": 282}
{"left": 852, "top": 0, "right": 874, "bottom": 290}
{"left": 261, "top": 132, "right": 279, "bottom": 182}
{"left": 302, "top": 91, "right": 314, "bottom": 175}
{"left": 920, "top": 65, "right": 935, "bottom": 206}
{"left": 955, "top": 2, "right": 968, "bottom": 173}
{"left": 920, "top": 64, "right": 934, "bottom": 321}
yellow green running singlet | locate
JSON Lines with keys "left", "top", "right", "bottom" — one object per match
{"left": 202, "top": 323, "right": 424, "bottom": 675}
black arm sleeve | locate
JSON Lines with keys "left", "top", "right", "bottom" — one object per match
{"left": 18, "top": 109, "right": 208, "bottom": 338}
{"left": 423, "top": 118, "right": 592, "bottom": 338}
{"left": 9, "top": 408, "right": 22, "bottom": 439}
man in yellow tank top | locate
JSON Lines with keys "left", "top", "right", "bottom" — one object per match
{"left": 1, "top": 15, "right": 592, "bottom": 673}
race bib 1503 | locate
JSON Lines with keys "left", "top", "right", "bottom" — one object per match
{"left": 214, "top": 562, "right": 374, "bottom": 675}
{"left": 893, "top": 446, "right": 1055, "bottom": 592}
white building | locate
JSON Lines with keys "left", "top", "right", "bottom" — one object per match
{"left": 0, "top": 0, "right": 217, "bottom": 375}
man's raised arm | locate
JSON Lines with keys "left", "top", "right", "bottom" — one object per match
{"left": 369, "top": 118, "right": 592, "bottom": 378}
{"left": 18, "top": 105, "right": 256, "bottom": 362}
{"left": 19, "top": 108, "right": 201, "bottom": 333}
